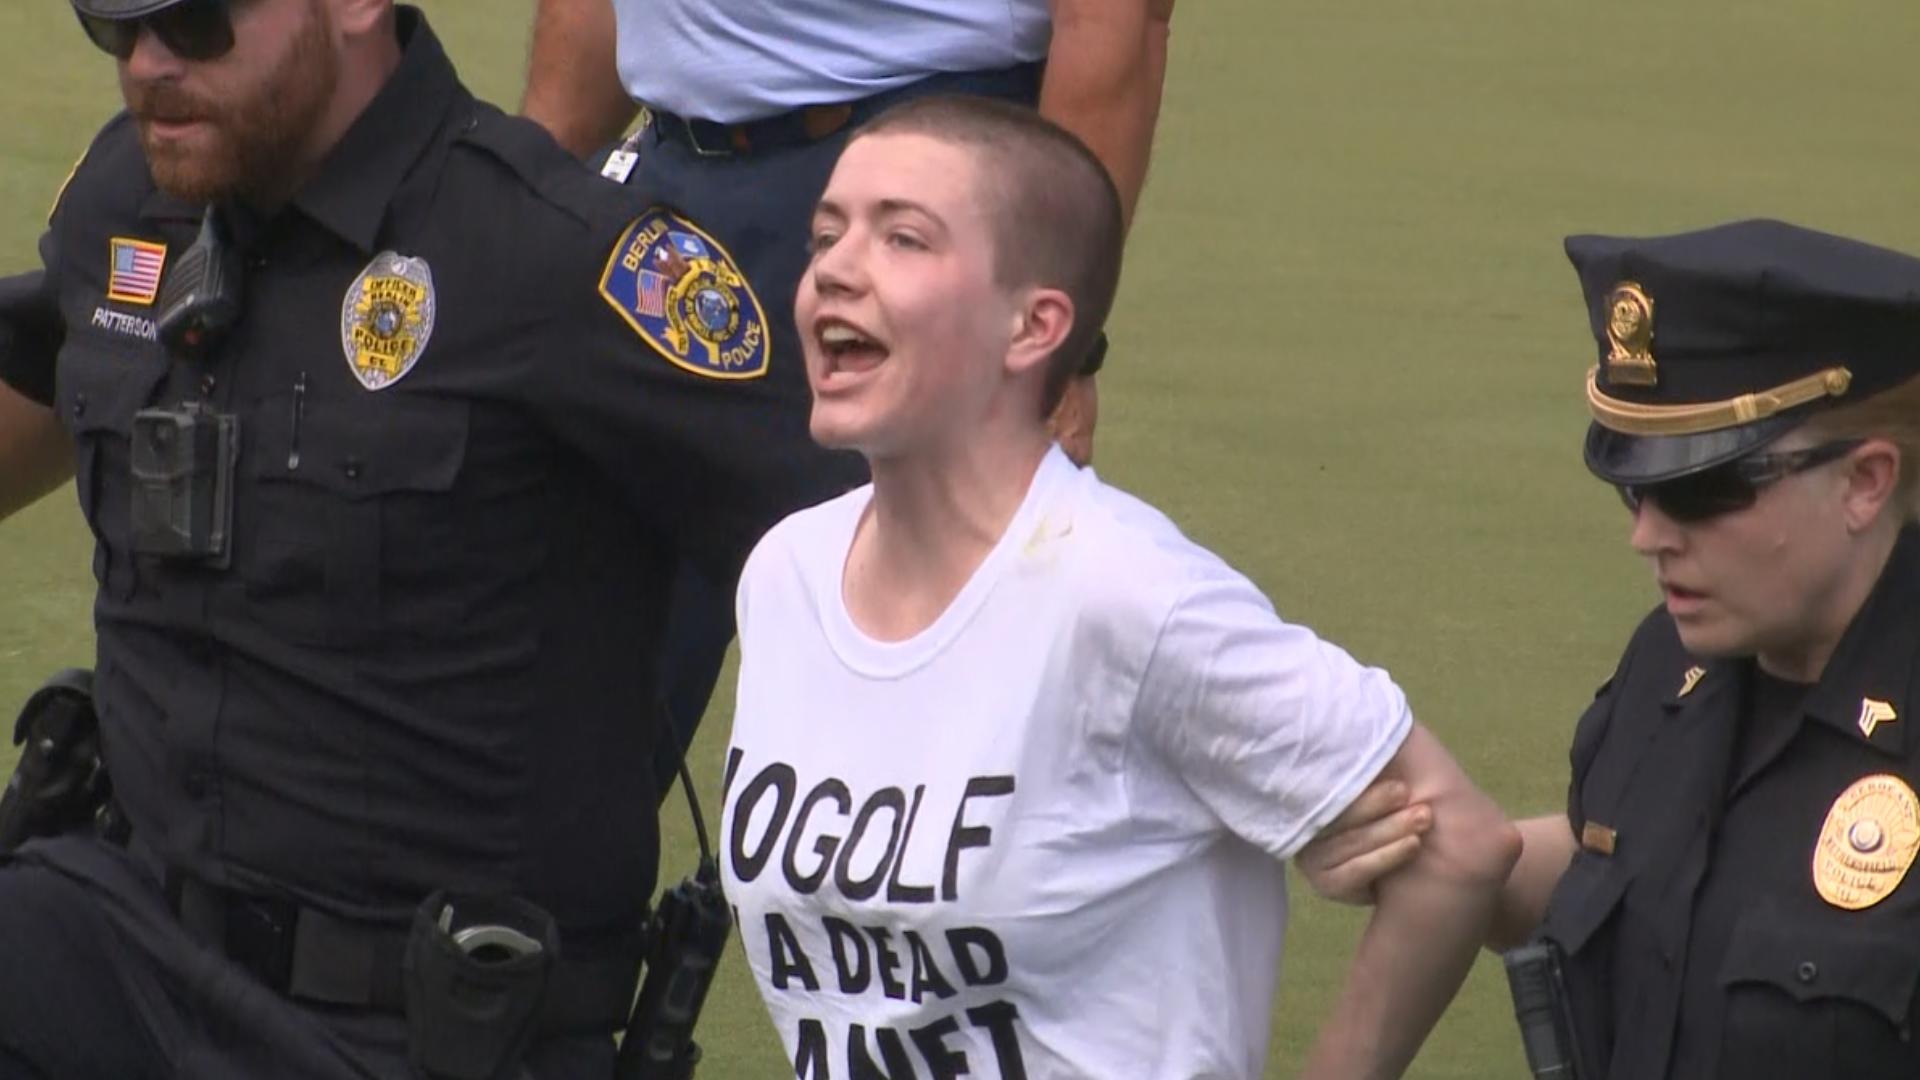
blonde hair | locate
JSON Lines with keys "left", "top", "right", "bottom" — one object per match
{"left": 1799, "top": 373, "right": 1920, "bottom": 523}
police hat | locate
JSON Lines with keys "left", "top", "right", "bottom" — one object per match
{"left": 71, "top": 0, "right": 191, "bottom": 17}
{"left": 1567, "top": 220, "right": 1920, "bottom": 485}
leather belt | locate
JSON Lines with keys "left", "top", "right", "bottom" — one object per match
{"left": 168, "top": 873, "right": 640, "bottom": 1034}
{"left": 642, "top": 61, "right": 1046, "bottom": 159}
{"left": 648, "top": 102, "right": 855, "bottom": 157}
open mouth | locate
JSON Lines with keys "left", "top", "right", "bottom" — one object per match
{"left": 817, "top": 319, "right": 889, "bottom": 378}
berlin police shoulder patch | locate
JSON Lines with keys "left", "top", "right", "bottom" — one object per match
{"left": 598, "top": 208, "right": 769, "bottom": 380}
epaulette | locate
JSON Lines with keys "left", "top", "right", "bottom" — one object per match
{"left": 452, "top": 103, "right": 617, "bottom": 233}
{"left": 46, "top": 112, "right": 139, "bottom": 226}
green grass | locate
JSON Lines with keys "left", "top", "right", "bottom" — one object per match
{"left": 5, "top": 2, "right": 1920, "bottom": 1075}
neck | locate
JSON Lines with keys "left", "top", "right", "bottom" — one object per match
{"left": 269, "top": 21, "right": 404, "bottom": 206}
{"left": 842, "top": 427, "right": 1054, "bottom": 642}
{"left": 1757, "top": 521, "right": 1903, "bottom": 682}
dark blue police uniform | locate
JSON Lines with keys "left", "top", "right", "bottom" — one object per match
{"left": 1536, "top": 220, "right": 1920, "bottom": 1080}
{"left": 0, "top": 8, "right": 842, "bottom": 1077}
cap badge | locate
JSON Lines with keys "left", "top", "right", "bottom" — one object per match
{"left": 1812, "top": 774, "right": 1920, "bottom": 910}
{"left": 341, "top": 252, "right": 436, "bottom": 391}
{"left": 1858, "top": 698, "right": 1898, "bottom": 739}
{"left": 1604, "top": 282, "right": 1658, "bottom": 387}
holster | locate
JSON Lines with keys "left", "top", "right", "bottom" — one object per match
{"left": 0, "top": 669, "right": 107, "bottom": 853}
{"left": 402, "top": 891, "right": 560, "bottom": 1080}
{"left": 1504, "top": 939, "right": 1584, "bottom": 1080}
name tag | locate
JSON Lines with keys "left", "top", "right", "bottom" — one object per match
{"left": 1581, "top": 821, "right": 1617, "bottom": 856}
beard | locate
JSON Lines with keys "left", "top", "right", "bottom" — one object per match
{"left": 124, "top": 1, "right": 339, "bottom": 204}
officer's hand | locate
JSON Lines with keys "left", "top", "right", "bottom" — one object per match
{"left": 1296, "top": 778, "right": 1433, "bottom": 905}
{"left": 1049, "top": 372, "right": 1099, "bottom": 467}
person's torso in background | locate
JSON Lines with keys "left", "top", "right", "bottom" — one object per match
{"left": 616, "top": 0, "right": 1051, "bottom": 123}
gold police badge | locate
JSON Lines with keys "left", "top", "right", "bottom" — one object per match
{"left": 1812, "top": 773, "right": 1920, "bottom": 911}
{"left": 1604, "top": 282, "right": 1658, "bottom": 387}
{"left": 341, "top": 252, "right": 436, "bottom": 391}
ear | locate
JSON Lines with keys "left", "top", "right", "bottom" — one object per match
{"left": 1840, "top": 438, "right": 1902, "bottom": 532}
{"left": 1004, "top": 286, "right": 1074, "bottom": 380}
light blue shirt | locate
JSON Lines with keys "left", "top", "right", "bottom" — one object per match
{"left": 617, "top": 0, "right": 1051, "bottom": 124}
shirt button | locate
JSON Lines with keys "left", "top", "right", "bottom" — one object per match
{"left": 342, "top": 458, "right": 363, "bottom": 481}
{"left": 71, "top": 394, "right": 87, "bottom": 419}
{"left": 183, "top": 769, "right": 213, "bottom": 800}
{"left": 1796, "top": 961, "right": 1818, "bottom": 984}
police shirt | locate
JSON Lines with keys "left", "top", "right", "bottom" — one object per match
{"left": 615, "top": 0, "right": 1052, "bottom": 123}
{"left": 1542, "top": 526, "right": 1920, "bottom": 1080}
{"left": 0, "top": 8, "right": 840, "bottom": 945}
{"left": 725, "top": 447, "right": 1411, "bottom": 1077}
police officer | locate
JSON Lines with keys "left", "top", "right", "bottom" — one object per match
{"left": 0, "top": 1, "right": 841, "bottom": 1076}
{"left": 1521, "top": 220, "right": 1920, "bottom": 1079}
{"left": 1307, "top": 219, "right": 1920, "bottom": 1079}
{"left": 520, "top": 0, "right": 1175, "bottom": 776}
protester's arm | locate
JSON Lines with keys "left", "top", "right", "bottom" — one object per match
{"left": 1300, "top": 724, "right": 1522, "bottom": 1080}
{"left": 1039, "top": 0, "right": 1174, "bottom": 229}
{"left": 1296, "top": 789, "right": 1579, "bottom": 950}
{"left": 523, "top": 0, "right": 639, "bottom": 158}
{"left": 0, "top": 382, "right": 71, "bottom": 521}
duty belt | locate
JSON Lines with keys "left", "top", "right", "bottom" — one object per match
{"left": 167, "top": 872, "right": 641, "bottom": 1034}
{"left": 644, "top": 61, "right": 1045, "bottom": 158}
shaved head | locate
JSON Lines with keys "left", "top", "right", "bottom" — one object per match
{"left": 851, "top": 96, "right": 1125, "bottom": 413}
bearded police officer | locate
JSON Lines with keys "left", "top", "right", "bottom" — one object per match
{"left": 0, "top": 1, "right": 841, "bottom": 1076}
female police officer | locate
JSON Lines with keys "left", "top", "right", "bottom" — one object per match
{"left": 1314, "top": 218, "right": 1920, "bottom": 1079}
{"left": 1523, "top": 219, "right": 1920, "bottom": 1080}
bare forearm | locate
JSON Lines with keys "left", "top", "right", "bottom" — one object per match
{"left": 1039, "top": 0, "right": 1172, "bottom": 228}
{"left": 522, "top": 0, "right": 639, "bottom": 158}
{"left": 0, "top": 381, "right": 72, "bottom": 521}
{"left": 1302, "top": 728, "right": 1521, "bottom": 1079}
{"left": 1486, "top": 814, "right": 1577, "bottom": 952}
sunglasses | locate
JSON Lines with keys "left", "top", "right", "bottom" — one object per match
{"left": 1616, "top": 439, "right": 1865, "bottom": 525}
{"left": 77, "top": 0, "right": 238, "bottom": 63}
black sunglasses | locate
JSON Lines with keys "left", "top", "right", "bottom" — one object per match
{"left": 1616, "top": 439, "right": 1865, "bottom": 525}
{"left": 76, "top": 0, "right": 237, "bottom": 63}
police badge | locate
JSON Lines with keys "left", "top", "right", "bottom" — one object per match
{"left": 1603, "top": 282, "right": 1658, "bottom": 387}
{"left": 1812, "top": 774, "right": 1920, "bottom": 911}
{"left": 598, "top": 208, "right": 770, "bottom": 380}
{"left": 341, "top": 252, "right": 436, "bottom": 391}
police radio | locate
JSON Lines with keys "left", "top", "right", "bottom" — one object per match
{"left": 131, "top": 207, "right": 244, "bottom": 567}
{"left": 615, "top": 740, "right": 733, "bottom": 1079}
{"left": 156, "top": 207, "right": 243, "bottom": 358}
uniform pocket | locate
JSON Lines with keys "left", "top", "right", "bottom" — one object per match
{"left": 1538, "top": 849, "right": 1631, "bottom": 1078}
{"left": 1717, "top": 916, "right": 1920, "bottom": 1080}
{"left": 1541, "top": 848, "right": 1629, "bottom": 955}
{"left": 242, "top": 392, "right": 469, "bottom": 648}
{"left": 54, "top": 337, "right": 168, "bottom": 600}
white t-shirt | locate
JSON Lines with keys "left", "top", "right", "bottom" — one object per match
{"left": 723, "top": 447, "right": 1412, "bottom": 1079}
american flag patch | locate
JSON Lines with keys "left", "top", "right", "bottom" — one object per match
{"left": 636, "top": 270, "right": 667, "bottom": 317}
{"left": 107, "top": 238, "right": 167, "bottom": 306}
